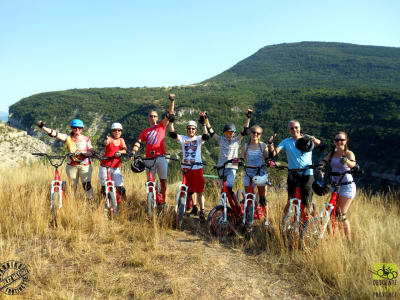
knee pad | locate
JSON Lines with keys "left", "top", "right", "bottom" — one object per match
{"left": 335, "top": 212, "right": 347, "bottom": 222}
{"left": 101, "top": 186, "right": 106, "bottom": 196}
{"left": 82, "top": 181, "right": 92, "bottom": 191}
{"left": 117, "top": 186, "right": 126, "bottom": 196}
{"left": 259, "top": 196, "right": 267, "bottom": 206}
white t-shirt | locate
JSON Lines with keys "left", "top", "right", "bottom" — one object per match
{"left": 176, "top": 135, "right": 205, "bottom": 170}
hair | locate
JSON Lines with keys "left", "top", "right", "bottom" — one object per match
{"left": 287, "top": 120, "right": 300, "bottom": 130}
{"left": 328, "top": 131, "right": 349, "bottom": 162}
{"left": 249, "top": 125, "right": 262, "bottom": 145}
{"left": 148, "top": 110, "right": 158, "bottom": 117}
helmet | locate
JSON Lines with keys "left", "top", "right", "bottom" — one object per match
{"left": 223, "top": 123, "right": 236, "bottom": 133}
{"left": 252, "top": 174, "right": 269, "bottom": 186}
{"left": 70, "top": 119, "right": 84, "bottom": 128}
{"left": 295, "top": 136, "right": 314, "bottom": 153}
{"left": 312, "top": 180, "right": 330, "bottom": 196}
{"left": 131, "top": 159, "right": 145, "bottom": 173}
{"left": 186, "top": 120, "right": 197, "bottom": 128}
{"left": 111, "top": 122, "right": 123, "bottom": 130}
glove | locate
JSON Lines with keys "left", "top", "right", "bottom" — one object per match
{"left": 37, "top": 121, "right": 45, "bottom": 128}
{"left": 246, "top": 110, "right": 252, "bottom": 118}
{"left": 199, "top": 115, "right": 206, "bottom": 125}
{"left": 168, "top": 94, "right": 175, "bottom": 101}
{"left": 340, "top": 156, "right": 348, "bottom": 165}
{"left": 115, "top": 152, "right": 122, "bottom": 158}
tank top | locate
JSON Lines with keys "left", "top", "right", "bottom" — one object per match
{"left": 102, "top": 138, "right": 126, "bottom": 168}
{"left": 330, "top": 156, "right": 353, "bottom": 184}
{"left": 245, "top": 142, "right": 265, "bottom": 167}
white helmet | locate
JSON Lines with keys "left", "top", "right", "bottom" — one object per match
{"left": 252, "top": 174, "right": 269, "bottom": 186}
{"left": 186, "top": 120, "right": 197, "bottom": 128}
{"left": 111, "top": 122, "right": 123, "bottom": 130}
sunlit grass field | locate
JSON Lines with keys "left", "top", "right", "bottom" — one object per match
{"left": 0, "top": 161, "right": 398, "bottom": 299}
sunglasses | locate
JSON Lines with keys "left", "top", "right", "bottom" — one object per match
{"left": 71, "top": 127, "right": 83, "bottom": 130}
{"left": 112, "top": 129, "right": 122, "bottom": 132}
{"left": 334, "top": 138, "right": 346, "bottom": 142}
{"left": 290, "top": 126, "right": 299, "bottom": 130}
{"left": 149, "top": 115, "right": 158, "bottom": 118}
{"left": 251, "top": 131, "right": 261, "bottom": 135}
{"left": 187, "top": 127, "right": 196, "bottom": 131}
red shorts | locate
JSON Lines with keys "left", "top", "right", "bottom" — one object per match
{"left": 182, "top": 168, "right": 205, "bottom": 194}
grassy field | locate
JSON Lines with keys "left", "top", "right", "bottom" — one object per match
{"left": 0, "top": 161, "right": 398, "bottom": 299}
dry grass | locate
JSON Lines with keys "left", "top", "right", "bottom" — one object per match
{"left": 0, "top": 162, "right": 398, "bottom": 299}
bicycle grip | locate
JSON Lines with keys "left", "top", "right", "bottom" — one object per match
{"left": 32, "top": 153, "right": 44, "bottom": 156}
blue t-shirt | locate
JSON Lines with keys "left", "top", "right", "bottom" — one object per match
{"left": 277, "top": 137, "right": 313, "bottom": 175}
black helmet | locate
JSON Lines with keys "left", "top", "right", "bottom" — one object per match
{"left": 223, "top": 123, "right": 236, "bottom": 133}
{"left": 295, "top": 136, "right": 314, "bottom": 153}
{"left": 312, "top": 180, "right": 330, "bottom": 196}
{"left": 131, "top": 159, "right": 145, "bottom": 173}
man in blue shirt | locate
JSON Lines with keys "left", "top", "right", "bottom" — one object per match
{"left": 269, "top": 120, "right": 321, "bottom": 215}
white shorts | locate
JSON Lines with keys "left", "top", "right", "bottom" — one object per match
{"left": 99, "top": 166, "right": 124, "bottom": 187}
{"left": 332, "top": 182, "right": 356, "bottom": 199}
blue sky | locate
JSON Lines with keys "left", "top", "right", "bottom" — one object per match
{"left": 1, "top": 0, "right": 399, "bottom": 112}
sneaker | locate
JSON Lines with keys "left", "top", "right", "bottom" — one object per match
{"left": 190, "top": 205, "right": 198, "bottom": 216}
{"left": 199, "top": 209, "right": 206, "bottom": 221}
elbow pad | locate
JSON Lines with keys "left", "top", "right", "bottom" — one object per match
{"left": 168, "top": 131, "right": 177, "bottom": 139}
{"left": 201, "top": 133, "right": 209, "bottom": 141}
{"left": 241, "top": 127, "right": 249, "bottom": 136}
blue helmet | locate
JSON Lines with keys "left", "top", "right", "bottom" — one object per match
{"left": 70, "top": 119, "right": 84, "bottom": 128}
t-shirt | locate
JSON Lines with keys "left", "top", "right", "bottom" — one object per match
{"left": 277, "top": 137, "right": 313, "bottom": 175}
{"left": 102, "top": 137, "right": 127, "bottom": 168}
{"left": 176, "top": 135, "right": 204, "bottom": 170}
{"left": 139, "top": 123, "right": 167, "bottom": 158}
{"left": 215, "top": 134, "right": 241, "bottom": 169}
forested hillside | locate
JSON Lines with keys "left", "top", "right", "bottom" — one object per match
{"left": 8, "top": 42, "right": 400, "bottom": 190}
{"left": 208, "top": 42, "right": 400, "bottom": 90}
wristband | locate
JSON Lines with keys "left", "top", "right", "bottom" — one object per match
{"left": 48, "top": 129, "right": 54, "bottom": 137}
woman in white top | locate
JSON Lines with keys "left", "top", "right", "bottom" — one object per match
{"left": 240, "top": 125, "right": 271, "bottom": 228}
{"left": 322, "top": 131, "right": 356, "bottom": 241}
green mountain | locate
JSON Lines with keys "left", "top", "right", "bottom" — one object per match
{"left": 8, "top": 42, "right": 400, "bottom": 190}
{"left": 207, "top": 42, "right": 400, "bottom": 89}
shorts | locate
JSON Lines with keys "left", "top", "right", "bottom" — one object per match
{"left": 333, "top": 182, "right": 356, "bottom": 199}
{"left": 66, "top": 164, "right": 93, "bottom": 185}
{"left": 287, "top": 173, "right": 313, "bottom": 209}
{"left": 218, "top": 168, "right": 236, "bottom": 188}
{"left": 99, "top": 166, "right": 124, "bottom": 187}
{"left": 244, "top": 168, "right": 268, "bottom": 187}
{"left": 182, "top": 168, "right": 205, "bottom": 193}
{"left": 144, "top": 156, "right": 168, "bottom": 180}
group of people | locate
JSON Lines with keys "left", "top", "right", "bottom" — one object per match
{"left": 36, "top": 93, "right": 358, "bottom": 240}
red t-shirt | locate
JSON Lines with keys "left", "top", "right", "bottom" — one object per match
{"left": 139, "top": 123, "right": 167, "bottom": 158}
{"left": 101, "top": 137, "right": 126, "bottom": 168}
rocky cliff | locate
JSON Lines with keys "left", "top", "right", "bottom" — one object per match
{"left": 0, "top": 122, "right": 51, "bottom": 167}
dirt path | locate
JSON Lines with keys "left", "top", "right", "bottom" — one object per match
{"left": 153, "top": 222, "right": 311, "bottom": 300}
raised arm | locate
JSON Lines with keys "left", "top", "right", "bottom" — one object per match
{"left": 199, "top": 112, "right": 209, "bottom": 141}
{"left": 162, "top": 93, "right": 176, "bottom": 127}
{"left": 36, "top": 121, "right": 68, "bottom": 142}
{"left": 167, "top": 121, "right": 179, "bottom": 141}
{"left": 268, "top": 133, "right": 281, "bottom": 158}
{"left": 238, "top": 109, "right": 252, "bottom": 140}
{"left": 205, "top": 114, "right": 219, "bottom": 142}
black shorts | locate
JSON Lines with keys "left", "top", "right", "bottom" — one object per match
{"left": 287, "top": 173, "right": 314, "bottom": 209}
